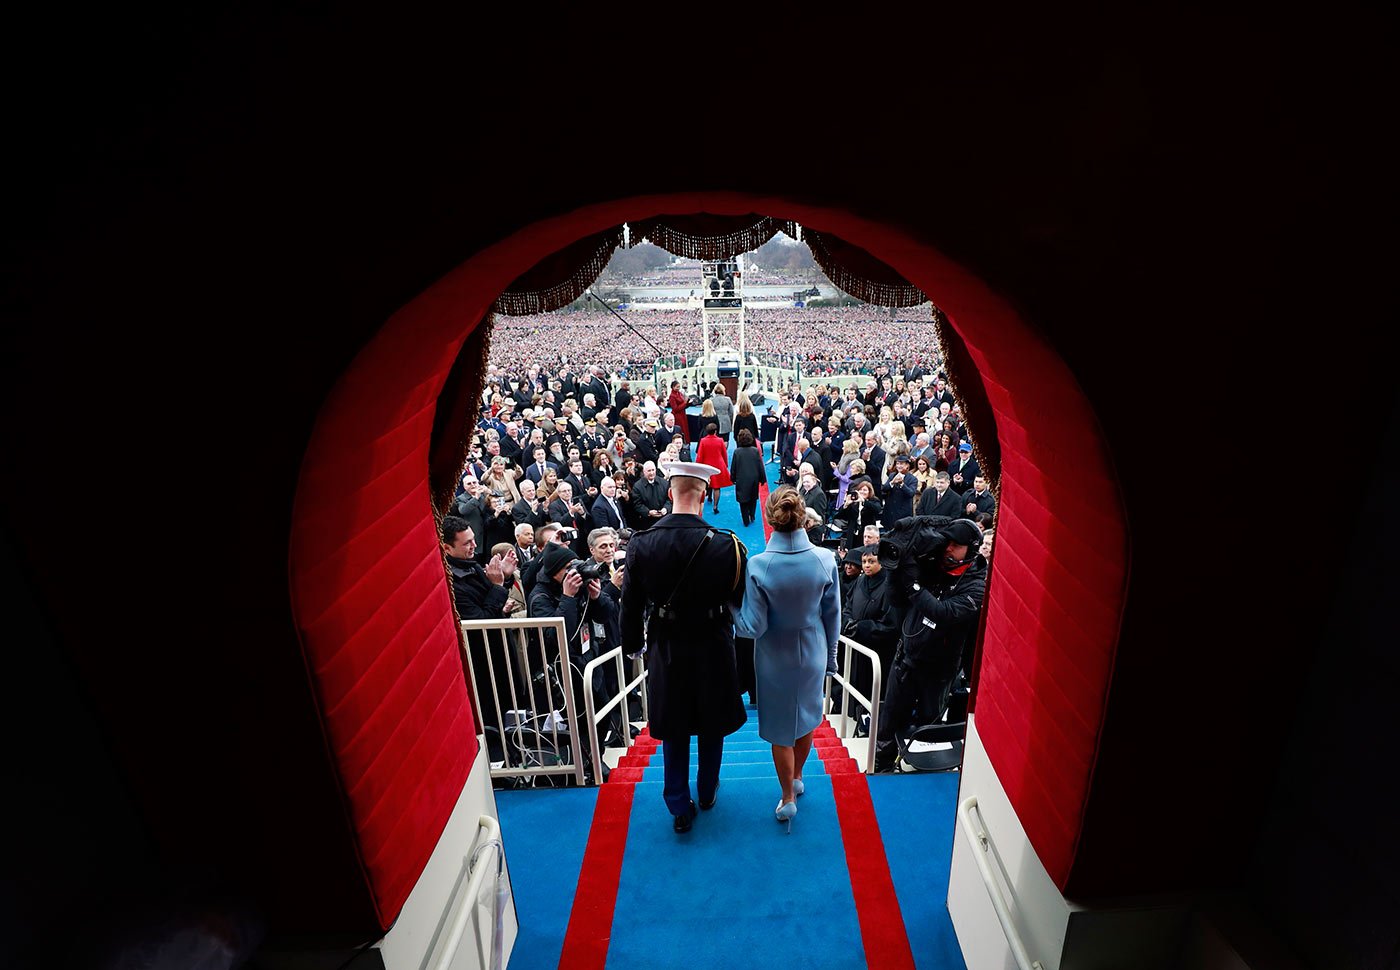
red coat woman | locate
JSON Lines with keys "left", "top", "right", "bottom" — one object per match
{"left": 695, "top": 426, "right": 733, "bottom": 513}
{"left": 668, "top": 382, "right": 690, "bottom": 442}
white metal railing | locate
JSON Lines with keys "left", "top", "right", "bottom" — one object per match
{"left": 580, "top": 645, "right": 650, "bottom": 782}
{"left": 459, "top": 617, "right": 585, "bottom": 786}
{"left": 957, "top": 797, "right": 1045, "bottom": 970}
{"left": 426, "top": 814, "right": 506, "bottom": 970}
{"left": 821, "top": 634, "right": 883, "bottom": 773}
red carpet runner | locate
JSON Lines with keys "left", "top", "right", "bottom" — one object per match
{"left": 558, "top": 721, "right": 914, "bottom": 969}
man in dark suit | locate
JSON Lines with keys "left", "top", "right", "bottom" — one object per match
{"left": 963, "top": 474, "right": 996, "bottom": 519}
{"left": 498, "top": 421, "right": 525, "bottom": 463}
{"left": 562, "top": 458, "right": 595, "bottom": 507}
{"left": 655, "top": 414, "right": 678, "bottom": 453}
{"left": 881, "top": 454, "right": 918, "bottom": 528}
{"left": 632, "top": 460, "right": 670, "bottom": 524}
{"left": 861, "top": 430, "right": 887, "bottom": 485}
{"left": 512, "top": 479, "right": 549, "bottom": 529}
{"left": 948, "top": 441, "right": 980, "bottom": 493}
{"left": 524, "top": 446, "right": 557, "bottom": 485}
{"left": 918, "top": 471, "right": 964, "bottom": 517}
{"left": 780, "top": 416, "right": 813, "bottom": 485}
{"left": 590, "top": 476, "right": 628, "bottom": 531}
{"left": 512, "top": 522, "right": 538, "bottom": 567}
{"left": 583, "top": 367, "right": 610, "bottom": 409}
{"left": 548, "top": 482, "right": 590, "bottom": 557}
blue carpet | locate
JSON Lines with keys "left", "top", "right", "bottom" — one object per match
{"left": 693, "top": 437, "right": 767, "bottom": 557}
{"left": 867, "top": 774, "right": 967, "bottom": 970}
{"left": 605, "top": 713, "right": 870, "bottom": 970}
{"left": 494, "top": 786, "right": 598, "bottom": 970}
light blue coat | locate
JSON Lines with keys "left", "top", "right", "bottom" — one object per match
{"left": 734, "top": 528, "right": 842, "bottom": 745}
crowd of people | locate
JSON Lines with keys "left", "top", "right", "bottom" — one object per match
{"left": 448, "top": 305, "right": 996, "bottom": 799}
{"left": 486, "top": 305, "right": 940, "bottom": 376}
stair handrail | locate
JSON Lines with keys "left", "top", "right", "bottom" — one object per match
{"left": 581, "top": 644, "right": 649, "bottom": 783}
{"left": 459, "top": 617, "right": 586, "bottom": 786}
{"left": 426, "top": 813, "right": 506, "bottom": 970}
{"left": 957, "top": 796, "right": 1045, "bottom": 970}
{"left": 822, "top": 634, "right": 883, "bottom": 773}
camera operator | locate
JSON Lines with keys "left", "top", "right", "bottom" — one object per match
{"left": 873, "top": 518, "right": 988, "bottom": 772}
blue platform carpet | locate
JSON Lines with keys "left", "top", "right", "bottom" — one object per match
{"left": 494, "top": 786, "right": 598, "bottom": 970}
{"left": 868, "top": 773, "right": 967, "bottom": 970}
{"left": 605, "top": 707, "right": 870, "bottom": 970}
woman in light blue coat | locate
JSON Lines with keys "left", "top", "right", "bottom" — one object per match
{"left": 734, "top": 486, "right": 842, "bottom": 825}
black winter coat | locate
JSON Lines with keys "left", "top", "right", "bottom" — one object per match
{"left": 620, "top": 514, "right": 748, "bottom": 742}
{"left": 730, "top": 445, "right": 765, "bottom": 503}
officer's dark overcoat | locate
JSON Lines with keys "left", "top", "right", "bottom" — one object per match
{"left": 620, "top": 513, "right": 748, "bottom": 741}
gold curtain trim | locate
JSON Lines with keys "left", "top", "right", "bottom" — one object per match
{"left": 629, "top": 216, "right": 787, "bottom": 260}
{"left": 494, "top": 228, "right": 625, "bottom": 316}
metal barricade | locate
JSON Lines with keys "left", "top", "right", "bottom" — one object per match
{"left": 580, "top": 646, "right": 650, "bottom": 782}
{"left": 822, "top": 634, "right": 883, "bottom": 774}
{"left": 459, "top": 617, "right": 586, "bottom": 786}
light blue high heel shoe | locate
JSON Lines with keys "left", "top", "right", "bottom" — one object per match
{"left": 792, "top": 777, "right": 805, "bottom": 797}
{"left": 775, "top": 799, "right": 797, "bottom": 834}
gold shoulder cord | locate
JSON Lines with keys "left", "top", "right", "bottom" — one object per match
{"left": 731, "top": 533, "right": 744, "bottom": 592}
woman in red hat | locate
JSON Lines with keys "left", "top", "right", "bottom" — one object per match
{"left": 694, "top": 421, "right": 733, "bottom": 514}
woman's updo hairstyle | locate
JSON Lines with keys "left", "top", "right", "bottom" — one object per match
{"left": 765, "top": 485, "right": 807, "bottom": 533}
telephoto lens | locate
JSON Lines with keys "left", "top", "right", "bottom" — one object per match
{"left": 572, "top": 559, "right": 606, "bottom": 583}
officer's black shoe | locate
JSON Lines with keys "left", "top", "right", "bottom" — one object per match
{"left": 700, "top": 782, "right": 720, "bottom": 810}
{"left": 673, "top": 800, "right": 697, "bottom": 833}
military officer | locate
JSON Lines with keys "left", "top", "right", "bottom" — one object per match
{"left": 578, "top": 417, "right": 606, "bottom": 455}
{"left": 621, "top": 460, "right": 748, "bottom": 833}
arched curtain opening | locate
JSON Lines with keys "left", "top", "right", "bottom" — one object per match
{"left": 453, "top": 210, "right": 1000, "bottom": 500}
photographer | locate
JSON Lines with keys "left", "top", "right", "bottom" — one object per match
{"left": 481, "top": 455, "right": 523, "bottom": 502}
{"left": 483, "top": 490, "right": 516, "bottom": 551}
{"left": 585, "top": 527, "right": 629, "bottom": 742}
{"left": 873, "top": 518, "right": 988, "bottom": 772}
{"left": 833, "top": 479, "right": 882, "bottom": 535}
{"left": 528, "top": 541, "right": 618, "bottom": 778}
